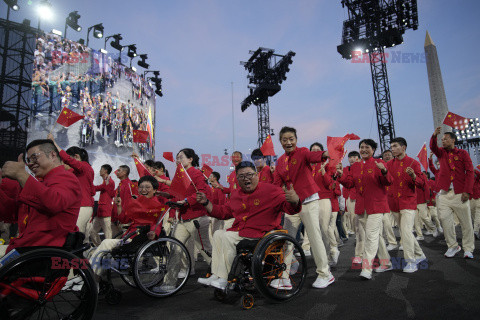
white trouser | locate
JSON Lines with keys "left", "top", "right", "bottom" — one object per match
{"left": 359, "top": 212, "right": 391, "bottom": 274}
{"left": 392, "top": 210, "right": 424, "bottom": 262}
{"left": 77, "top": 206, "right": 94, "bottom": 235}
{"left": 90, "top": 217, "right": 112, "bottom": 246}
{"left": 383, "top": 212, "right": 397, "bottom": 245}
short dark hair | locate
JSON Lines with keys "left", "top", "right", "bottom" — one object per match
{"left": 348, "top": 151, "right": 360, "bottom": 158}
{"left": 382, "top": 150, "right": 393, "bottom": 155}
{"left": 251, "top": 148, "right": 264, "bottom": 159}
{"left": 178, "top": 148, "right": 200, "bottom": 167}
{"left": 310, "top": 142, "right": 324, "bottom": 151}
{"left": 279, "top": 126, "right": 297, "bottom": 140}
{"left": 444, "top": 132, "right": 457, "bottom": 142}
{"left": 144, "top": 159, "right": 155, "bottom": 167}
{"left": 138, "top": 175, "right": 159, "bottom": 190}
{"left": 101, "top": 164, "right": 112, "bottom": 174}
{"left": 119, "top": 165, "right": 130, "bottom": 176}
{"left": 235, "top": 161, "right": 256, "bottom": 173}
{"left": 26, "top": 139, "right": 59, "bottom": 158}
{"left": 359, "top": 139, "right": 378, "bottom": 152}
{"left": 211, "top": 171, "right": 220, "bottom": 181}
{"left": 66, "top": 146, "right": 90, "bottom": 163}
{"left": 152, "top": 161, "right": 166, "bottom": 172}
{"left": 232, "top": 151, "right": 243, "bottom": 158}
{"left": 390, "top": 137, "right": 407, "bottom": 148}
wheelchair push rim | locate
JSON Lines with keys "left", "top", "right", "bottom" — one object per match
{"left": 251, "top": 233, "right": 307, "bottom": 302}
{"left": 0, "top": 248, "right": 97, "bottom": 320}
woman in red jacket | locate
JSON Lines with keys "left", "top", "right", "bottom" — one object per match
{"left": 337, "top": 139, "right": 392, "bottom": 280}
{"left": 48, "top": 133, "right": 95, "bottom": 237}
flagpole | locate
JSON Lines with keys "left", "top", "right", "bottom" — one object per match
{"left": 180, "top": 163, "right": 198, "bottom": 192}
{"left": 231, "top": 81, "right": 235, "bottom": 152}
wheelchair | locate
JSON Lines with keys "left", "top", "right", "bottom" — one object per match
{"left": 92, "top": 209, "right": 191, "bottom": 305}
{"left": 0, "top": 232, "right": 98, "bottom": 320}
{"left": 212, "top": 230, "right": 307, "bottom": 309}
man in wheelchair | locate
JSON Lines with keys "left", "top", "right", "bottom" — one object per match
{"left": 0, "top": 139, "right": 82, "bottom": 259}
{"left": 196, "top": 161, "right": 302, "bottom": 291}
{"left": 87, "top": 175, "right": 167, "bottom": 283}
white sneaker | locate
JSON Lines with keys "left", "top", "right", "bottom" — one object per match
{"left": 415, "top": 254, "right": 427, "bottom": 264}
{"left": 416, "top": 236, "right": 424, "bottom": 241}
{"left": 303, "top": 250, "right": 312, "bottom": 257}
{"left": 423, "top": 230, "right": 432, "bottom": 236}
{"left": 352, "top": 257, "right": 362, "bottom": 264}
{"left": 399, "top": 245, "right": 403, "bottom": 251}
{"left": 290, "top": 258, "right": 299, "bottom": 275}
{"left": 386, "top": 244, "right": 398, "bottom": 251}
{"left": 445, "top": 246, "right": 461, "bottom": 258}
{"left": 374, "top": 264, "right": 393, "bottom": 273}
{"left": 332, "top": 251, "right": 340, "bottom": 265}
{"left": 432, "top": 229, "right": 439, "bottom": 238}
{"left": 403, "top": 262, "right": 418, "bottom": 273}
{"left": 269, "top": 278, "right": 292, "bottom": 290}
{"left": 63, "top": 277, "right": 84, "bottom": 291}
{"left": 210, "top": 278, "right": 228, "bottom": 290}
{"left": 464, "top": 251, "right": 474, "bottom": 259}
{"left": 177, "top": 268, "right": 195, "bottom": 278}
{"left": 197, "top": 274, "right": 219, "bottom": 286}
{"left": 359, "top": 270, "right": 372, "bottom": 280}
{"left": 312, "top": 273, "right": 335, "bottom": 288}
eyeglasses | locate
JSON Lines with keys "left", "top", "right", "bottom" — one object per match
{"left": 237, "top": 172, "right": 256, "bottom": 180}
{"left": 25, "top": 152, "right": 44, "bottom": 165}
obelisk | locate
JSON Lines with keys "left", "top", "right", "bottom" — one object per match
{"left": 424, "top": 31, "right": 451, "bottom": 145}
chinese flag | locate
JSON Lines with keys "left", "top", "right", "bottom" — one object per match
{"left": 168, "top": 164, "right": 191, "bottom": 199}
{"left": 56, "top": 107, "right": 84, "bottom": 127}
{"left": 260, "top": 135, "right": 275, "bottom": 156}
{"left": 327, "top": 133, "right": 360, "bottom": 171}
{"left": 134, "top": 158, "right": 152, "bottom": 177}
{"left": 443, "top": 111, "right": 471, "bottom": 130}
{"left": 132, "top": 130, "right": 149, "bottom": 143}
{"left": 163, "top": 152, "right": 175, "bottom": 162}
{"left": 417, "top": 143, "right": 429, "bottom": 172}
{"left": 201, "top": 164, "right": 213, "bottom": 179}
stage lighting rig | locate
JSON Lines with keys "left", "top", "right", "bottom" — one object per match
{"left": 108, "top": 34, "right": 123, "bottom": 50}
{"left": 144, "top": 71, "right": 163, "bottom": 97}
{"left": 240, "top": 47, "right": 295, "bottom": 147}
{"left": 4, "top": 0, "right": 19, "bottom": 11}
{"left": 127, "top": 44, "right": 137, "bottom": 58}
{"left": 86, "top": 23, "right": 103, "bottom": 46}
{"left": 36, "top": 0, "right": 52, "bottom": 30}
{"left": 337, "top": 0, "right": 418, "bottom": 152}
{"left": 137, "top": 54, "right": 149, "bottom": 69}
{"left": 64, "top": 10, "right": 81, "bottom": 39}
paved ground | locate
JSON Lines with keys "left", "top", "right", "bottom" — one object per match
{"left": 93, "top": 229, "right": 480, "bottom": 320}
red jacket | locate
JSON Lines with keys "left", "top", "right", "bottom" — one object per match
{"left": 176, "top": 167, "right": 212, "bottom": 220}
{"left": 339, "top": 157, "right": 392, "bottom": 215}
{"left": 342, "top": 166, "right": 356, "bottom": 200}
{"left": 59, "top": 150, "right": 95, "bottom": 207}
{"left": 329, "top": 177, "right": 341, "bottom": 212}
{"left": 211, "top": 184, "right": 226, "bottom": 205}
{"left": 311, "top": 163, "right": 331, "bottom": 200}
{"left": 415, "top": 173, "right": 430, "bottom": 205}
{"left": 428, "top": 158, "right": 439, "bottom": 177}
{"left": 274, "top": 147, "right": 326, "bottom": 202}
{"left": 0, "top": 166, "right": 81, "bottom": 253}
{"left": 94, "top": 177, "right": 115, "bottom": 218}
{"left": 386, "top": 155, "right": 425, "bottom": 211}
{"left": 112, "top": 177, "right": 137, "bottom": 222}
{"left": 222, "top": 171, "right": 238, "bottom": 195}
{"left": 258, "top": 166, "right": 274, "bottom": 184}
{"left": 209, "top": 182, "right": 302, "bottom": 238}
{"left": 0, "top": 178, "right": 21, "bottom": 223}
{"left": 427, "top": 179, "right": 437, "bottom": 206}
{"left": 473, "top": 170, "right": 480, "bottom": 199}
{"left": 430, "top": 134, "right": 474, "bottom": 194}
{"left": 118, "top": 195, "right": 167, "bottom": 237}
{"left": 156, "top": 174, "right": 170, "bottom": 204}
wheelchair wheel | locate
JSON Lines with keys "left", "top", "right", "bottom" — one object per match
{"left": 133, "top": 237, "right": 191, "bottom": 298}
{"left": 0, "top": 248, "right": 97, "bottom": 320}
{"left": 251, "top": 233, "right": 307, "bottom": 302}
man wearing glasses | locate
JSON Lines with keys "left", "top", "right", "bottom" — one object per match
{"left": 0, "top": 139, "right": 81, "bottom": 257}
{"left": 196, "top": 161, "right": 301, "bottom": 290}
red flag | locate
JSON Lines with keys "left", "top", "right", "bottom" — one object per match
{"left": 56, "top": 107, "right": 84, "bottom": 127}
{"left": 132, "top": 130, "right": 149, "bottom": 143}
{"left": 260, "top": 135, "right": 275, "bottom": 156}
{"left": 416, "top": 143, "right": 429, "bottom": 172}
{"left": 443, "top": 111, "right": 471, "bottom": 130}
{"left": 168, "top": 163, "right": 191, "bottom": 199}
{"left": 163, "top": 152, "right": 175, "bottom": 162}
{"left": 134, "top": 158, "right": 152, "bottom": 177}
{"left": 327, "top": 133, "right": 360, "bottom": 170}
{"left": 201, "top": 164, "right": 213, "bottom": 179}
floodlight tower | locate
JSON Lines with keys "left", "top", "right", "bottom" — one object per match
{"left": 337, "top": 0, "right": 419, "bottom": 152}
{"left": 240, "top": 47, "right": 295, "bottom": 147}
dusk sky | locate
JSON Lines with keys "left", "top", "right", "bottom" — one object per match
{"left": 3, "top": 0, "right": 479, "bottom": 181}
